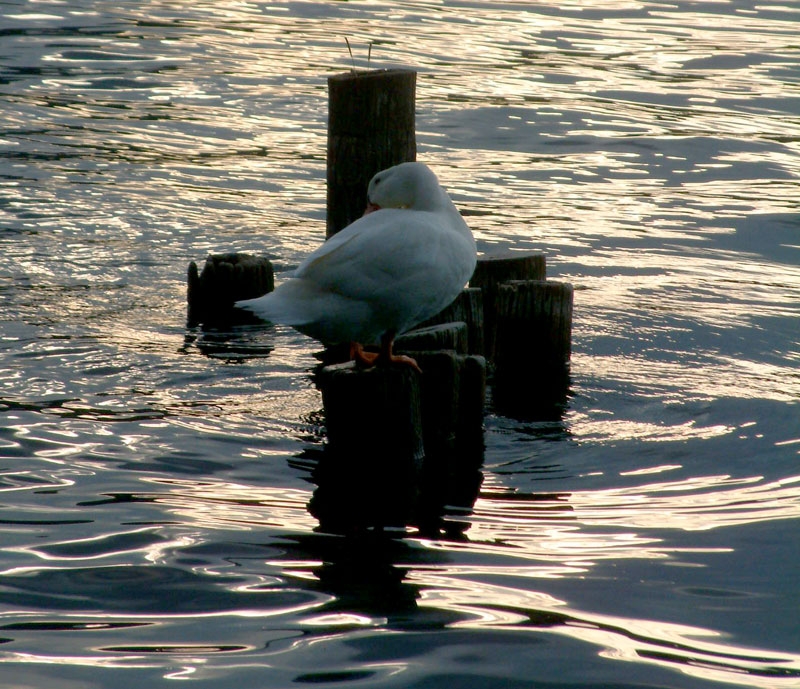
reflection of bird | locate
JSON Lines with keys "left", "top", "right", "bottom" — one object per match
{"left": 236, "top": 162, "right": 477, "bottom": 371}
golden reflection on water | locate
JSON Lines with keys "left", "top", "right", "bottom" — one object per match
{"left": 142, "top": 477, "right": 319, "bottom": 533}
{"left": 2, "top": 1, "right": 800, "bottom": 686}
{"left": 410, "top": 569, "right": 800, "bottom": 687}
{"left": 567, "top": 474, "right": 800, "bottom": 531}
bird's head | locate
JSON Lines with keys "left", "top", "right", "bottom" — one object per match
{"left": 365, "top": 162, "right": 443, "bottom": 215}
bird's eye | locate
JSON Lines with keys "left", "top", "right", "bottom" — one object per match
{"left": 373, "top": 177, "right": 381, "bottom": 185}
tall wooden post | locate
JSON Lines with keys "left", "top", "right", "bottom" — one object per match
{"left": 327, "top": 69, "right": 417, "bottom": 237}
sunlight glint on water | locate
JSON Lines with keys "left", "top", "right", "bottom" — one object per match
{"left": 1, "top": 0, "right": 799, "bottom": 686}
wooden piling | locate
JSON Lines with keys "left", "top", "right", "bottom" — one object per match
{"left": 469, "top": 251, "right": 546, "bottom": 359}
{"left": 428, "top": 351, "right": 485, "bottom": 480}
{"left": 419, "top": 288, "right": 484, "bottom": 356}
{"left": 313, "top": 350, "right": 486, "bottom": 532}
{"left": 493, "top": 280, "right": 573, "bottom": 420}
{"left": 319, "top": 362, "right": 424, "bottom": 465}
{"left": 407, "top": 351, "right": 486, "bottom": 535}
{"left": 187, "top": 253, "right": 274, "bottom": 326}
{"left": 439, "top": 352, "right": 486, "bottom": 537}
{"left": 401, "top": 351, "right": 486, "bottom": 468}
{"left": 395, "top": 321, "right": 469, "bottom": 355}
{"left": 312, "top": 362, "right": 423, "bottom": 531}
{"left": 327, "top": 69, "right": 417, "bottom": 237}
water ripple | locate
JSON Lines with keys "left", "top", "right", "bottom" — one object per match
{"left": 2, "top": 1, "right": 800, "bottom": 686}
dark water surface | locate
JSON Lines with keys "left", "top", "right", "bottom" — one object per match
{"left": 1, "top": 1, "right": 799, "bottom": 687}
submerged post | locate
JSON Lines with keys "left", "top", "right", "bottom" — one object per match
{"left": 327, "top": 69, "right": 417, "bottom": 237}
{"left": 187, "top": 253, "right": 274, "bottom": 326}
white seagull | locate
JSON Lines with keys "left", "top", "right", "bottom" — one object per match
{"left": 236, "top": 161, "right": 476, "bottom": 371}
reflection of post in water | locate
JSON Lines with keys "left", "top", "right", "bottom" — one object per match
{"left": 310, "top": 535, "right": 420, "bottom": 618}
{"left": 288, "top": 532, "right": 464, "bottom": 633}
{"left": 182, "top": 320, "right": 278, "bottom": 361}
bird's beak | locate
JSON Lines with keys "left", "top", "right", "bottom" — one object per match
{"left": 363, "top": 201, "right": 381, "bottom": 216}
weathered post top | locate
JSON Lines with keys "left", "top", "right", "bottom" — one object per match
{"left": 327, "top": 68, "right": 417, "bottom": 237}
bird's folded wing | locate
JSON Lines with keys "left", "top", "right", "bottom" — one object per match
{"left": 295, "top": 211, "right": 442, "bottom": 300}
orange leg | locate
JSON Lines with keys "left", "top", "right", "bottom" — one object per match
{"left": 349, "top": 334, "right": 421, "bottom": 374}
{"left": 377, "top": 332, "right": 422, "bottom": 373}
{"left": 349, "top": 342, "right": 379, "bottom": 368}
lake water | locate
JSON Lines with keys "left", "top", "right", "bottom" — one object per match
{"left": 1, "top": 0, "right": 799, "bottom": 687}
